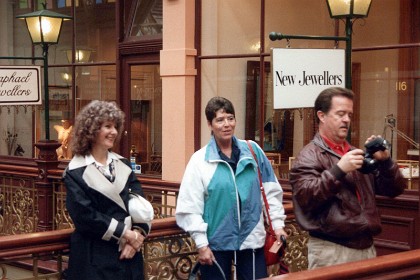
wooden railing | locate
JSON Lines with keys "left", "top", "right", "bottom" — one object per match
{"left": 1, "top": 155, "right": 419, "bottom": 278}
{"left": 0, "top": 228, "right": 72, "bottom": 258}
{"left": 1, "top": 218, "right": 420, "bottom": 280}
{"left": 262, "top": 249, "right": 420, "bottom": 280}
{"left": 0, "top": 205, "right": 303, "bottom": 279}
{"left": 0, "top": 228, "right": 72, "bottom": 280}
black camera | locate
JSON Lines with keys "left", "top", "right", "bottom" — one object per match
{"left": 358, "top": 137, "right": 388, "bottom": 174}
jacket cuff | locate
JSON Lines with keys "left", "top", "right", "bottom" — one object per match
{"left": 330, "top": 164, "right": 347, "bottom": 180}
{"left": 133, "top": 225, "right": 149, "bottom": 236}
{"left": 102, "top": 218, "right": 126, "bottom": 243}
{"left": 379, "top": 157, "right": 394, "bottom": 170}
{"left": 191, "top": 232, "right": 209, "bottom": 249}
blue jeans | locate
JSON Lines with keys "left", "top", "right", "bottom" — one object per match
{"left": 200, "top": 247, "right": 267, "bottom": 280}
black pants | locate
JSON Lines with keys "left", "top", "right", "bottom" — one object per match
{"left": 200, "top": 247, "right": 267, "bottom": 280}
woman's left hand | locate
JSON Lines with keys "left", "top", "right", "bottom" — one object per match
{"left": 119, "top": 229, "right": 145, "bottom": 259}
{"left": 119, "top": 243, "right": 138, "bottom": 260}
{"left": 275, "top": 228, "right": 288, "bottom": 245}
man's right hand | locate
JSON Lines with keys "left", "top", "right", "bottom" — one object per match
{"left": 337, "top": 149, "right": 365, "bottom": 173}
{"left": 197, "top": 246, "right": 215, "bottom": 265}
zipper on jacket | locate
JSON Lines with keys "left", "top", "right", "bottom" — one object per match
{"left": 211, "top": 159, "right": 242, "bottom": 230}
{"left": 352, "top": 172, "right": 365, "bottom": 211}
{"left": 234, "top": 156, "right": 257, "bottom": 231}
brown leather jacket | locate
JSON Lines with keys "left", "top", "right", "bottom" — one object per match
{"left": 289, "top": 133, "right": 405, "bottom": 249}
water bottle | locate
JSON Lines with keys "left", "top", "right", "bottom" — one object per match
{"left": 130, "top": 155, "right": 136, "bottom": 171}
{"left": 130, "top": 145, "right": 136, "bottom": 172}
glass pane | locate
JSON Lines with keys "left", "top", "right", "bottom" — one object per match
{"left": 265, "top": 0, "right": 334, "bottom": 52}
{"left": 353, "top": 49, "right": 418, "bottom": 160}
{"left": 200, "top": 58, "right": 251, "bottom": 146}
{"left": 265, "top": 0, "right": 402, "bottom": 53}
{"left": 201, "top": 0, "right": 260, "bottom": 56}
{"left": 47, "top": 66, "right": 73, "bottom": 160}
{"left": 31, "top": 66, "right": 73, "bottom": 158}
{"left": 130, "top": 64, "right": 162, "bottom": 176}
{"left": 0, "top": 106, "right": 35, "bottom": 158}
{"left": 75, "top": 65, "right": 117, "bottom": 108}
{"left": 74, "top": 1, "right": 116, "bottom": 63}
{"left": 18, "top": 0, "right": 29, "bottom": 9}
{"left": 129, "top": 0, "right": 162, "bottom": 37}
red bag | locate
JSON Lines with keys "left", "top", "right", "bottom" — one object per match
{"left": 247, "top": 141, "right": 289, "bottom": 274}
{"left": 264, "top": 230, "right": 289, "bottom": 274}
{"left": 264, "top": 229, "right": 280, "bottom": 266}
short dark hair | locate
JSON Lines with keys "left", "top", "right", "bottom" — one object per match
{"left": 70, "top": 100, "right": 125, "bottom": 156}
{"left": 205, "top": 96, "right": 235, "bottom": 122}
{"left": 314, "top": 87, "right": 354, "bottom": 123}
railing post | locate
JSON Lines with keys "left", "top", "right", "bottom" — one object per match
{"left": 34, "top": 140, "right": 62, "bottom": 231}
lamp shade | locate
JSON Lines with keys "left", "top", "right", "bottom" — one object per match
{"left": 65, "top": 48, "right": 94, "bottom": 63}
{"left": 16, "top": 9, "right": 72, "bottom": 45}
{"left": 60, "top": 72, "right": 72, "bottom": 82}
{"left": 326, "top": 0, "right": 372, "bottom": 19}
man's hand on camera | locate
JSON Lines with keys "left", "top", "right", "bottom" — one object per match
{"left": 337, "top": 149, "right": 364, "bottom": 173}
{"left": 365, "top": 135, "right": 390, "bottom": 161}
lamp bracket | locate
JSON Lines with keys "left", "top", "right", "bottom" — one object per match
{"left": 383, "top": 114, "right": 419, "bottom": 150}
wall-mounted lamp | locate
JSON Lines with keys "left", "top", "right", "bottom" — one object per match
{"left": 16, "top": 5, "right": 72, "bottom": 140}
{"left": 65, "top": 47, "right": 95, "bottom": 63}
{"left": 326, "top": 0, "right": 372, "bottom": 89}
{"left": 61, "top": 72, "right": 72, "bottom": 83}
{"left": 326, "top": 0, "right": 372, "bottom": 19}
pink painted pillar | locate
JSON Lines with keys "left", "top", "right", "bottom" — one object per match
{"left": 160, "top": 0, "right": 197, "bottom": 182}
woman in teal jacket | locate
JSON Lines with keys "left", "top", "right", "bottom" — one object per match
{"left": 176, "top": 97, "right": 287, "bottom": 280}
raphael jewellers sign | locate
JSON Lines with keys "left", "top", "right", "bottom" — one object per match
{"left": 0, "top": 66, "right": 42, "bottom": 105}
{"left": 272, "top": 48, "right": 345, "bottom": 109}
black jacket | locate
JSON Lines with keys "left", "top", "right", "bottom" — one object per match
{"left": 63, "top": 153, "right": 149, "bottom": 280}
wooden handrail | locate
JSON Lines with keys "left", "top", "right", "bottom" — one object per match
{"left": 263, "top": 249, "right": 420, "bottom": 280}
{"left": 147, "top": 217, "right": 184, "bottom": 238}
{"left": 1, "top": 214, "right": 420, "bottom": 280}
{"left": 0, "top": 228, "right": 73, "bottom": 258}
{"left": 0, "top": 164, "right": 39, "bottom": 177}
{"left": 0, "top": 217, "right": 184, "bottom": 259}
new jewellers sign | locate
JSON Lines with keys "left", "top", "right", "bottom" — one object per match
{"left": 272, "top": 48, "right": 345, "bottom": 109}
{"left": 0, "top": 66, "right": 42, "bottom": 105}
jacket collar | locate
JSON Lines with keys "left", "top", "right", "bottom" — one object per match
{"left": 68, "top": 151, "right": 124, "bottom": 170}
{"left": 204, "top": 136, "right": 256, "bottom": 172}
{"left": 313, "top": 133, "right": 354, "bottom": 158}
{"left": 205, "top": 135, "right": 244, "bottom": 161}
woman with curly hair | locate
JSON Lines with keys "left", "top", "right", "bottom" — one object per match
{"left": 63, "top": 100, "right": 150, "bottom": 280}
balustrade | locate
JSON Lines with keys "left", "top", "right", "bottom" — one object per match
{"left": 0, "top": 217, "right": 419, "bottom": 280}
{"left": 0, "top": 156, "right": 418, "bottom": 279}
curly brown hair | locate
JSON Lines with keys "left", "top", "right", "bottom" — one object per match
{"left": 70, "top": 100, "right": 125, "bottom": 156}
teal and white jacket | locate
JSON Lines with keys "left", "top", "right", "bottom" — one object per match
{"left": 175, "top": 136, "right": 286, "bottom": 251}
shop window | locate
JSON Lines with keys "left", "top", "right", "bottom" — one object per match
{"left": 130, "top": 64, "right": 162, "bottom": 176}
{"left": 128, "top": 0, "right": 162, "bottom": 38}
{"left": 245, "top": 60, "right": 295, "bottom": 160}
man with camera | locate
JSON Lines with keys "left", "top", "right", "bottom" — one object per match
{"left": 289, "top": 87, "right": 405, "bottom": 269}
